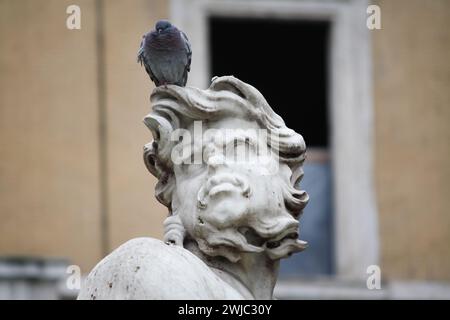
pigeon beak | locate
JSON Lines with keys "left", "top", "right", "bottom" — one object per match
{"left": 157, "top": 29, "right": 162, "bottom": 34}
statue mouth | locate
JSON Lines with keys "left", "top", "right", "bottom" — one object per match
{"left": 197, "top": 223, "right": 307, "bottom": 262}
{"left": 239, "top": 222, "right": 304, "bottom": 252}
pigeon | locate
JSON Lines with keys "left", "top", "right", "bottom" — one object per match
{"left": 137, "top": 20, "right": 192, "bottom": 87}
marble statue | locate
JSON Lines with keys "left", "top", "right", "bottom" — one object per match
{"left": 77, "top": 76, "right": 308, "bottom": 300}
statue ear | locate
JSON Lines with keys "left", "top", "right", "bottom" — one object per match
{"left": 143, "top": 142, "right": 158, "bottom": 178}
{"left": 143, "top": 113, "right": 175, "bottom": 169}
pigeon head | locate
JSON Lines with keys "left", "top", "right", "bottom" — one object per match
{"left": 155, "top": 20, "right": 173, "bottom": 33}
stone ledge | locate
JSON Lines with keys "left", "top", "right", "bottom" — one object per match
{"left": 274, "top": 277, "right": 450, "bottom": 300}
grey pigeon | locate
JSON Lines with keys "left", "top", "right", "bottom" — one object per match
{"left": 137, "top": 20, "right": 191, "bottom": 87}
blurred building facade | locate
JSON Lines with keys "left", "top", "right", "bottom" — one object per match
{"left": 0, "top": 0, "right": 449, "bottom": 298}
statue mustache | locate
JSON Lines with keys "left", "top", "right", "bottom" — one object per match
{"left": 197, "top": 173, "right": 251, "bottom": 209}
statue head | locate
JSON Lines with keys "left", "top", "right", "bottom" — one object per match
{"left": 143, "top": 76, "right": 309, "bottom": 263}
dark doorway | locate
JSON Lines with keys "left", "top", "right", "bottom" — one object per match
{"left": 209, "top": 17, "right": 329, "bottom": 147}
{"left": 209, "top": 17, "right": 334, "bottom": 276}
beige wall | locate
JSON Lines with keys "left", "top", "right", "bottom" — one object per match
{"left": 0, "top": 0, "right": 169, "bottom": 272}
{"left": 0, "top": 0, "right": 102, "bottom": 271}
{"left": 102, "top": 0, "right": 168, "bottom": 252}
{"left": 374, "top": 0, "right": 450, "bottom": 281}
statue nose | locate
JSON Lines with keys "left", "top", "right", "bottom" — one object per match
{"left": 207, "top": 154, "right": 227, "bottom": 170}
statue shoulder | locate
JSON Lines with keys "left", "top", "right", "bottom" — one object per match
{"left": 77, "top": 237, "right": 243, "bottom": 300}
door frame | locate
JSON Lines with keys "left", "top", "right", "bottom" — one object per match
{"left": 170, "top": 0, "right": 378, "bottom": 279}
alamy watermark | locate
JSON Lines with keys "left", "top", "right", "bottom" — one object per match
{"left": 65, "top": 4, "right": 380, "bottom": 33}
{"left": 64, "top": 5, "right": 382, "bottom": 33}
{"left": 66, "top": 264, "right": 81, "bottom": 290}
{"left": 66, "top": 5, "right": 81, "bottom": 30}
{"left": 367, "top": 5, "right": 382, "bottom": 30}
{"left": 169, "top": 121, "right": 281, "bottom": 175}
{"left": 366, "top": 265, "right": 382, "bottom": 290}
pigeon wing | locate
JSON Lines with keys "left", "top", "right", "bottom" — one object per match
{"left": 137, "top": 36, "right": 159, "bottom": 86}
{"left": 180, "top": 31, "right": 192, "bottom": 72}
{"left": 178, "top": 30, "right": 192, "bottom": 86}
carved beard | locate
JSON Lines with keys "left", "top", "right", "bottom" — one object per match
{"left": 191, "top": 172, "right": 307, "bottom": 263}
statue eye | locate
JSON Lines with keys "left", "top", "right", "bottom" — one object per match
{"left": 227, "top": 137, "right": 254, "bottom": 149}
{"left": 180, "top": 152, "right": 204, "bottom": 175}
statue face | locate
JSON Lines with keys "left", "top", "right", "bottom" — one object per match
{"left": 171, "top": 117, "right": 304, "bottom": 262}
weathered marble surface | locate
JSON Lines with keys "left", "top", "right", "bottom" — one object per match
{"left": 78, "top": 76, "right": 308, "bottom": 300}
{"left": 77, "top": 238, "right": 244, "bottom": 299}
